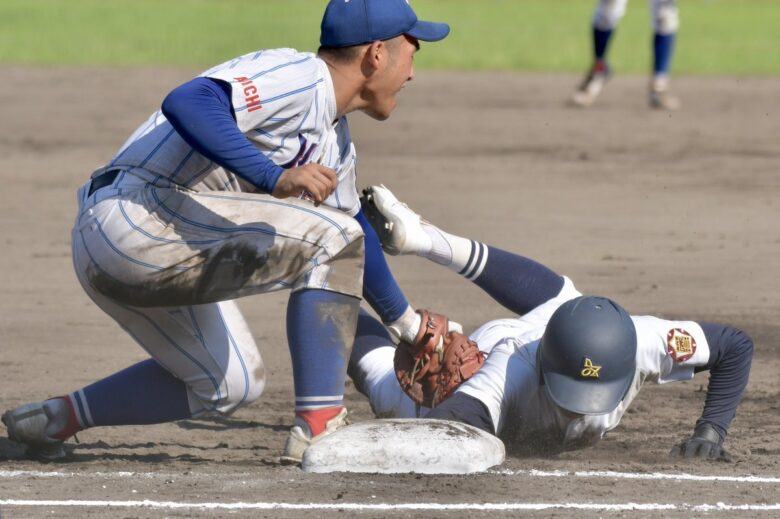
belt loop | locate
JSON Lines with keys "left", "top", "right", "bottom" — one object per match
{"left": 87, "top": 169, "right": 121, "bottom": 197}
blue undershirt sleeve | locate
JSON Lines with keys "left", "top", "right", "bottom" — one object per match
{"left": 694, "top": 323, "right": 754, "bottom": 440}
{"left": 161, "top": 77, "right": 284, "bottom": 193}
{"left": 354, "top": 210, "right": 410, "bottom": 323}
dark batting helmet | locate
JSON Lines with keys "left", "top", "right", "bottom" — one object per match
{"left": 539, "top": 296, "right": 637, "bottom": 415}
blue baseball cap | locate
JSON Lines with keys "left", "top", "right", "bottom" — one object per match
{"left": 320, "top": 0, "right": 450, "bottom": 48}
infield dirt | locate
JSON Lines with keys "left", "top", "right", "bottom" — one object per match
{"left": 0, "top": 67, "right": 778, "bottom": 517}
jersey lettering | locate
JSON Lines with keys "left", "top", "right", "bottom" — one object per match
{"left": 234, "top": 76, "right": 262, "bottom": 112}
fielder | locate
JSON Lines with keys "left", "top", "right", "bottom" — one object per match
{"left": 3, "top": 0, "right": 455, "bottom": 463}
{"left": 571, "top": 0, "right": 681, "bottom": 110}
{"left": 349, "top": 185, "right": 752, "bottom": 459}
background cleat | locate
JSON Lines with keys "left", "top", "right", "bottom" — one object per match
{"left": 649, "top": 89, "right": 682, "bottom": 110}
{"left": 571, "top": 65, "right": 611, "bottom": 107}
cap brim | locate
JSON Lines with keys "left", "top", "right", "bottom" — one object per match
{"left": 406, "top": 20, "right": 450, "bottom": 42}
{"left": 543, "top": 369, "right": 633, "bottom": 415}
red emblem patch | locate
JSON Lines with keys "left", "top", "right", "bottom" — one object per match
{"left": 666, "top": 328, "right": 697, "bottom": 362}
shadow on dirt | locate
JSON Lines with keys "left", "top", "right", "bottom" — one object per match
{"left": 174, "top": 415, "right": 289, "bottom": 433}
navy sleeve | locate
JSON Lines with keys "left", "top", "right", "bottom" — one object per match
{"left": 426, "top": 392, "right": 495, "bottom": 435}
{"left": 694, "top": 323, "right": 754, "bottom": 440}
{"left": 161, "top": 77, "right": 284, "bottom": 193}
{"left": 354, "top": 209, "right": 410, "bottom": 323}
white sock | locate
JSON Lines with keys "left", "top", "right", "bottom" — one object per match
{"left": 651, "top": 74, "right": 670, "bottom": 92}
{"left": 419, "top": 223, "right": 488, "bottom": 279}
{"left": 386, "top": 305, "right": 422, "bottom": 344}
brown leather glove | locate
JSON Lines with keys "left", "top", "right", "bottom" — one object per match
{"left": 394, "top": 310, "right": 485, "bottom": 407}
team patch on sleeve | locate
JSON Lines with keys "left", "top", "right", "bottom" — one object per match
{"left": 666, "top": 328, "right": 697, "bottom": 362}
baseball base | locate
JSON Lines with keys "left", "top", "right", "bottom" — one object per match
{"left": 301, "top": 418, "right": 505, "bottom": 474}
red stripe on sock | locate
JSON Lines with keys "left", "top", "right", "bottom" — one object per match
{"left": 295, "top": 406, "right": 343, "bottom": 437}
{"left": 50, "top": 395, "right": 83, "bottom": 440}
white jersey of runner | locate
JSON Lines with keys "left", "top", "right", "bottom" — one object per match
{"left": 354, "top": 276, "right": 711, "bottom": 448}
{"left": 107, "top": 48, "right": 360, "bottom": 215}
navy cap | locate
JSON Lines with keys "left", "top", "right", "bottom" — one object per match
{"left": 320, "top": 0, "right": 450, "bottom": 48}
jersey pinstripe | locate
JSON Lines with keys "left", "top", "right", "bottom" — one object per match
{"left": 108, "top": 48, "right": 360, "bottom": 215}
{"left": 71, "top": 48, "right": 368, "bottom": 416}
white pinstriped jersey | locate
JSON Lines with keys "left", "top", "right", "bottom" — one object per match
{"left": 71, "top": 49, "right": 369, "bottom": 417}
{"left": 108, "top": 48, "right": 360, "bottom": 215}
{"left": 353, "top": 277, "right": 711, "bottom": 449}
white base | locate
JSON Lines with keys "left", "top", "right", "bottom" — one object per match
{"left": 301, "top": 418, "right": 505, "bottom": 474}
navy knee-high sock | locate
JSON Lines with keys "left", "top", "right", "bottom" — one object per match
{"left": 74, "top": 359, "right": 192, "bottom": 428}
{"left": 593, "top": 27, "right": 614, "bottom": 63}
{"left": 653, "top": 32, "right": 676, "bottom": 75}
{"left": 472, "top": 246, "right": 565, "bottom": 315}
{"left": 286, "top": 289, "right": 360, "bottom": 411}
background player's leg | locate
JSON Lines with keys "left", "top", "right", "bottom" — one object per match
{"left": 649, "top": 0, "right": 681, "bottom": 109}
{"left": 572, "top": 0, "right": 627, "bottom": 106}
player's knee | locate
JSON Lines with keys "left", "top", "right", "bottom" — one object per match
{"left": 318, "top": 211, "right": 365, "bottom": 264}
{"left": 593, "top": 0, "right": 627, "bottom": 31}
{"left": 317, "top": 220, "right": 365, "bottom": 297}
{"left": 654, "top": 3, "right": 679, "bottom": 34}
{"left": 193, "top": 362, "right": 266, "bottom": 415}
{"left": 337, "top": 215, "right": 365, "bottom": 252}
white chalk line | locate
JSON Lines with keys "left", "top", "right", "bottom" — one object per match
{"left": 0, "top": 470, "right": 138, "bottom": 478}
{"left": 0, "top": 499, "right": 779, "bottom": 512}
{"left": 493, "top": 469, "right": 780, "bottom": 484}
{"left": 2, "top": 468, "right": 780, "bottom": 484}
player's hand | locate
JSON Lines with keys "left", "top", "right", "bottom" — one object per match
{"left": 272, "top": 164, "right": 337, "bottom": 205}
{"left": 670, "top": 423, "right": 731, "bottom": 461}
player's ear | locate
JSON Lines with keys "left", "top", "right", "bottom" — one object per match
{"left": 363, "top": 40, "right": 385, "bottom": 71}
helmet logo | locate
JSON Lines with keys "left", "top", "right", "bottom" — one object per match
{"left": 667, "top": 328, "right": 697, "bottom": 362}
{"left": 580, "top": 357, "right": 601, "bottom": 378}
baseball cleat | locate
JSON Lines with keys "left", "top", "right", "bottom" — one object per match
{"left": 361, "top": 185, "right": 432, "bottom": 256}
{"left": 2, "top": 401, "right": 68, "bottom": 461}
{"left": 649, "top": 88, "right": 681, "bottom": 111}
{"left": 571, "top": 64, "right": 611, "bottom": 107}
{"left": 279, "top": 407, "right": 349, "bottom": 465}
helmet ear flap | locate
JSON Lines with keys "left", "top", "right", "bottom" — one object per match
{"left": 539, "top": 296, "right": 637, "bottom": 415}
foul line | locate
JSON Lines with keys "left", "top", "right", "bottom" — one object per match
{"left": 0, "top": 499, "right": 779, "bottom": 512}
{"left": 2, "top": 468, "right": 780, "bottom": 484}
{"left": 492, "top": 469, "right": 780, "bottom": 484}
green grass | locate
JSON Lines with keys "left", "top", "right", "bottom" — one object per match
{"left": 1, "top": 0, "right": 779, "bottom": 74}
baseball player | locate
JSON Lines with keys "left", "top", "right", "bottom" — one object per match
{"left": 571, "top": 0, "right": 681, "bottom": 110}
{"left": 2, "top": 0, "right": 453, "bottom": 463}
{"left": 349, "top": 185, "right": 752, "bottom": 459}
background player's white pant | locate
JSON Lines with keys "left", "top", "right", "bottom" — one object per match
{"left": 593, "top": 0, "right": 679, "bottom": 34}
{"left": 72, "top": 169, "right": 365, "bottom": 414}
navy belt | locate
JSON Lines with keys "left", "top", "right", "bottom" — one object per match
{"left": 87, "top": 169, "right": 121, "bottom": 197}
